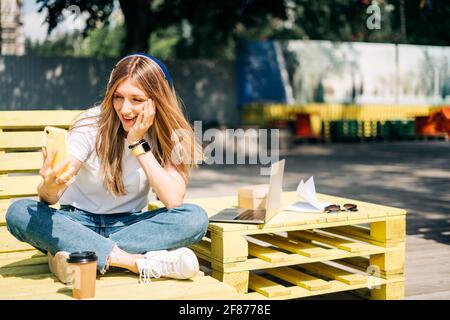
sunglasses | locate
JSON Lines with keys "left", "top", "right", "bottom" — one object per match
{"left": 324, "top": 203, "right": 358, "bottom": 213}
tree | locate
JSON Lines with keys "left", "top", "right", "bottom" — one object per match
{"left": 35, "top": 0, "right": 450, "bottom": 59}
{"left": 165, "top": 0, "right": 287, "bottom": 58}
{"left": 35, "top": 0, "right": 288, "bottom": 57}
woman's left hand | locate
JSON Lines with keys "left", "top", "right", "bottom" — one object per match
{"left": 127, "top": 99, "right": 156, "bottom": 144}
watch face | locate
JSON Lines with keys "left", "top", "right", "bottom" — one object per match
{"left": 142, "top": 141, "right": 151, "bottom": 152}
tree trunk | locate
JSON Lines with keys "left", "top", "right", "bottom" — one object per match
{"left": 118, "top": 0, "right": 154, "bottom": 55}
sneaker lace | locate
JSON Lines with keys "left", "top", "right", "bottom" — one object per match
{"left": 138, "top": 252, "right": 179, "bottom": 283}
{"left": 138, "top": 261, "right": 160, "bottom": 283}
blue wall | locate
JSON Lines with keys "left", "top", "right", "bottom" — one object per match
{"left": 236, "top": 41, "right": 287, "bottom": 106}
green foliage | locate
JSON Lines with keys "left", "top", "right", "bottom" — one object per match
{"left": 148, "top": 26, "right": 182, "bottom": 60}
{"left": 80, "top": 23, "right": 125, "bottom": 57}
{"left": 29, "top": 0, "right": 450, "bottom": 59}
{"left": 26, "top": 23, "right": 124, "bottom": 58}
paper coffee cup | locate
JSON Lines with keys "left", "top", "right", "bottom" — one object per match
{"left": 66, "top": 251, "right": 98, "bottom": 299}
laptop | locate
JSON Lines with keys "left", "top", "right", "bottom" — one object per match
{"left": 209, "top": 159, "right": 285, "bottom": 224}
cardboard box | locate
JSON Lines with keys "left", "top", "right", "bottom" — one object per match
{"left": 238, "top": 184, "right": 269, "bottom": 210}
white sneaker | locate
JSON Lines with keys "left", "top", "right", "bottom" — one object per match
{"left": 136, "top": 247, "right": 199, "bottom": 283}
{"left": 47, "top": 251, "right": 71, "bottom": 284}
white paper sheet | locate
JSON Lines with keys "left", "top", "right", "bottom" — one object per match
{"left": 284, "top": 176, "right": 331, "bottom": 213}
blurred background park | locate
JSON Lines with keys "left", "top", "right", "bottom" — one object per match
{"left": 0, "top": 0, "right": 449, "bottom": 299}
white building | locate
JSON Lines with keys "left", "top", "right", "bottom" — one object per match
{"left": 0, "top": 0, "right": 25, "bottom": 55}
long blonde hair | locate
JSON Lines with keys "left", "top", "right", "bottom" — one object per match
{"left": 70, "top": 56, "right": 202, "bottom": 196}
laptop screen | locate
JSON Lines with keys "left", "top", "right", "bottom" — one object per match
{"left": 264, "top": 159, "right": 285, "bottom": 222}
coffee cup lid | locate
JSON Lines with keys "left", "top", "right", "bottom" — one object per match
{"left": 67, "top": 251, "right": 98, "bottom": 263}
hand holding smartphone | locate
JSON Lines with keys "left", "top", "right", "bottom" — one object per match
{"left": 43, "top": 126, "right": 70, "bottom": 177}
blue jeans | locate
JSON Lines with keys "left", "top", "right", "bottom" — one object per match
{"left": 5, "top": 199, "right": 209, "bottom": 273}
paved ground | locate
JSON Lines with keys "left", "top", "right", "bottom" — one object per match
{"left": 185, "top": 141, "right": 450, "bottom": 299}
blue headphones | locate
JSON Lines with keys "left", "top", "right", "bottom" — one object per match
{"left": 109, "top": 53, "right": 173, "bottom": 87}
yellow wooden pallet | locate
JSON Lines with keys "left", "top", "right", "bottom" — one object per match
{"left": 172, "top": 192, "right": 406, "bottom": 300}
{"left": 0, "top": 110, "right": 406, "bottom": 300}
{"left": 0, "top": 249, "right": 250, "bottom": 300}
{"left": 0, "top": 110, "right": 247, "bottom": 300}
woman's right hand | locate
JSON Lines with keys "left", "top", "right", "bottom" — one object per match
{"left": 39, "top": 147, "right": 76, "bottom": 196}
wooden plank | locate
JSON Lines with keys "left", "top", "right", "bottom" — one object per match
{"left": 207, "top": 243, "right": 391, "bottom": 273}
{"left": 0, "top": 269, "right": 164, "bottom": 292}
{"left": 248, "top": 273, "right": 291, "bottom": 298}
{"left": 247, "top": 277, "right": 401, "bottom": 300}
{"left": 252, "top": 233, "right": 337, "bottom": 258}
{"left": 339, "top": 257, "right": 370, "bottom": 273}
{"left": 210, "top": 232, "right": 248, "bottom": 262}
{"left": 340, "top": 256, "right": 403, "bottom": 280}
{"left": 370, "top": 249, "right": 405, "bottom": 276}
{"left": 289, "top": 230, "right": 371, "bottom": 253}
{"left": 0, "top": 227, "right": 35, "bottom": 253}
{"left": 327, "top": 225, "right": 371, "bottom": 240}
{"left": 211, "top": 269, "right": 250, "bottom": 294}
{"left": 371, "top": 281, "right": 405, "bottom": 300}
{"left": 27, "top": 287, "right": 248, "bottom": 300}
{"left": 265, "top": 267, "right": 332, "bottom": 291}
{"left": 328, "top": 225, "right": 400, "bottom": 248}
{"left": 229, "top": 216, "right": 399, "bottom": 237}
{"left": 86, "top": 276, "right": 238, "bottom": 300}
{"left": 297, "top": 262, "right": 368, "bottom": 286}
{"left": 0, "top": 152, "right": 42, "bottom": 173}
{"left": 371, "top": 216, "right": 406, "bottom": 243}
{"left": 1, "top": 197, "right": 43, "bottom": 226}
{"left": 196, "top": 235, "right": 392, "bottom": 274}
{"left": 0, "top": 111, "right": 82, "bottom": 129}
{"left": 0, "top": 263, "right": 50, "bottom": 277}
{"left": 316, "top": 193, "right": 406, "bottom": 217}
{"left": 247, "top": 242, "right": 292, "bottom": 263}
{"left": 0, "top": 268, "right": 206, "bottom": 296}
{"left": 0, "top": 199, "right": 9, "bottom": 226}
{"left": 1, "top": 272, "right": 236, "bottom": 300}
{"left": 266, "top": 212, "right": 328, "bottom": 228}
{"left": 190, "top": 239, "right": 212, "bottom": 259}
{"left": 0, "top": 250, "right": 45, "bottom": 268}
{"left": 0, "top": 132, "right": 45, "bottom": 150}
{"left": 0, "top": 175, "right": 41, "bottom": 198}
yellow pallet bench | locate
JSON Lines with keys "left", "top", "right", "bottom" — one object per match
{"left": 175, "top": 192, "right": 406, "bottom": 300}
{"left": 0, "top": 110, "right": 406, "bottom": 300}
{"left": 0, "top": 110, "right": 247, "bottom": 300}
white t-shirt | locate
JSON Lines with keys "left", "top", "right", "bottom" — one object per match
{"left": 59, "top": 106, "right": 152, "bottom": 214}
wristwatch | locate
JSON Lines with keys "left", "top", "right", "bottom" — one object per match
{"left": 131, "top": 140, "right": 151, "bottom": 156}
{"left": 128, "top": 139, "right": 145, "bottom": 149}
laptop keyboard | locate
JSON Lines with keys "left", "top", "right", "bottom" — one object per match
{"left": 234, "top": 209, "right": 266, "bottom": 221}
{"left": 234, "top": 210, "right": 254, "bottom": 220}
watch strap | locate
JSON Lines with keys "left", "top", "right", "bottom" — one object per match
{"left": 128, "top": 139, "right": 146, "bottom": 149}
{"left": 131, "top": 141, "right": 151, "bottom": 156}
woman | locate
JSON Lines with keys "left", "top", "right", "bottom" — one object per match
{"left": 6, "top": 53, "right": 209, "bottom": 283}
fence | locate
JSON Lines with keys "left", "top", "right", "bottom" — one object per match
{"left": 0, "top": 55, "right": 239, "bottom": 127}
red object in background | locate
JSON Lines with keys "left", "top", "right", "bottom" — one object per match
{"left": 415, "top": 116, "right": 437, "bottom": 135}
{"left": 295, "top": 113, "right": 313, "bottom": 137}
{"left": 429, "top": 107, "right": 450, "bottom": 137}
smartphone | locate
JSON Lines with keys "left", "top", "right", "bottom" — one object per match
{"left": 43, "top": 126, "right": 70, "bottom": 175}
